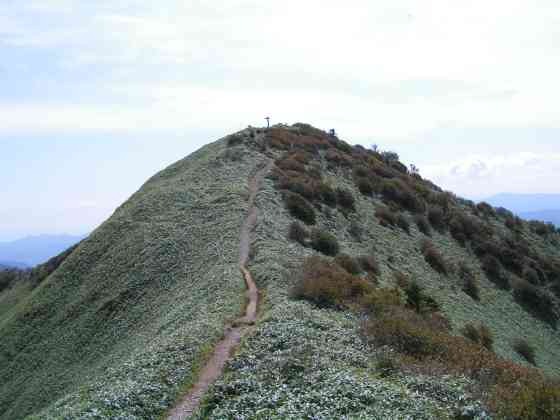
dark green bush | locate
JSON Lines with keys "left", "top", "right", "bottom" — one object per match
{"left": 396, "top": 213, "right": 410, "bottom": 234}
{"left": 336, "top": 188, "right": 356, "bottom": 211}
{"left": 310, "top": 229, "right": 340, "bottom": 256}
{"left": 226, "top": 134, "right": 243, "bottom": 146}
{"left": 316, "top": 183, "right": 337, "bottom": 206}
{"left": 513, "top": 339, "right": 536, "bottom": 365}
{"left": 459, "top": 262, "right": 480, "bottom": 301}
{"left": 481, "top": 255, "right": 509, "bottom": 289}
{"left": 428, "top": 206, "right": 446, "bottom": 232}
{"left": 513, "top": 280, "right": 557, "bottom": 325}
{"left": 414, "top": 215, "right": 431, "bottom": 236}
{"left": 288, "top": 222, "right": 308, "bottom": 246}
{"left": 283, "top": 191, "right": 316, "bottom": 225}
{"left": 356, "top": 177, "right": 376, "bottom": 196}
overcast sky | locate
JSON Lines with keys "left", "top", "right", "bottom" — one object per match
{"left": 1, "top": 1, "right": 559, "bottom": 240}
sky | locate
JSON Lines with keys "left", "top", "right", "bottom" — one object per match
{"left": 1, "top": 0, "right": 560, "bottom": 240}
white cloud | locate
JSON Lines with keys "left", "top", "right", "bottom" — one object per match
{"left": 423, "top": 152, "right": 560, "bottom": 198}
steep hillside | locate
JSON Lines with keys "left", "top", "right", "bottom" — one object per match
{"left": 0, "top": 137, "right": 268, "bottom": 419}
{"left": 1, "top": 125, "right": 559, "bottom": 419}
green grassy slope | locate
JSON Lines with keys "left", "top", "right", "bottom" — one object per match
{"left": 0, "top": 135, "right": 267, "bottom": 419}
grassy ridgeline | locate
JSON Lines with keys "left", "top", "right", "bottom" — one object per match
{"left": 0, "top": 135, "right": 263, "bottom": 419}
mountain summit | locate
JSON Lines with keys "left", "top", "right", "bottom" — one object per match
{"left": 1, "top": 124, "right": 559, "bottom": 419}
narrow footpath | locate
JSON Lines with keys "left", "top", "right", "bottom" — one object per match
{"left": 167, "top": 161, "right": 272, "bottom": 420}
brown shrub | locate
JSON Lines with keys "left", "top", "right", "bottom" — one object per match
{"left": 420, "top": 239, "right": 448, "bottom": 275}
{"left": 292, "top": 256, "right": 372, "bottom": 308}
{"left": 276, "top": 157, "right": 306, "bottom": 173}
{"left": 375, "top": 207, "right": 397, "bottom": 227}
{"left": 461, "top": 322, "right": 494, "bottom": 351}
{"left": 357, "top": 255, "right": 380, "bottom": 276}
{"left": 360, "top": 287, "right": 403, "bottom": 315}
{"left": 381, "top": 179, "right": 426, "bottom": 213}
{"left": 477, "top": 201, "right": 496, "bottom": 218}
{"left": 513, "top": 339, "right": 536, "bottom": 365}
{"left": 325, "top": 149, "right": 353, "bottom": 167}
{"left": 335, "top": 254, "right": 362, "bottom": 275}
{"left": 283, "top": 191, "right": 316, "bottom": 225}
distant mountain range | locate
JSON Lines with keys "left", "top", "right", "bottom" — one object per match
{"left": 0, "top": 234, "right": 87, "bottom": 268}
{"left": 483, "top": 193, "right": 560, "bottom": 226}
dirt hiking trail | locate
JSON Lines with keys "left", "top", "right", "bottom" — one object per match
{"left": 167, "top": 161, "right": 272, "bottom": 420}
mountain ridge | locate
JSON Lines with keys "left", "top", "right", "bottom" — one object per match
{"left": 1, "top": 125, "right": 559, "bottom": 419}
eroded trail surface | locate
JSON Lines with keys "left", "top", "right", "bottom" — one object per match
{"left": 167, "top": 161, "right": 272, "bottom": 420}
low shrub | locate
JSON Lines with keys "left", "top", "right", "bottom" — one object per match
{"left": 428, "top": 206, "right": 446, "bottom": 232}
{"left": 283, "top": 191, "right": 316, "bottom": 225}
{"left": 348, "top": 221, "right": 363, "bottom": 241}
{"left": 513, "top": 339, "right": 536, "bottom": 365}
{"left": 402, "top": 280, "right": 440, "bottom": 313}
{"left": 420, "top": 239, "right": 448, "bottom": 275}
{"left": 497, "top": 377, "right": 560, "bottom": 420}
{"left": 396, "top": 213, "right": 410, "bottom": 234}
{"left": 357, "top": 255, "right": 380, "bottom": 276}
{"left": 477, "top": 202, "right": 496, "bottom": 218}
{"left": 375, "top": 352, "right": 400, "bottom": 377}
{"left": 513, "top": 280, "right": 557, "bottom": 325}
{"left": 375, "top": 207, "right": 397, "bottom": 227}
{"left": 461, "top": 322, "right": 494, "bottom": 351}
{"left": 381, "top": 179, "right": 425, "bottom": 213}
{"left": 414, "top": 215, "right": 431, "bottom": 236}
{"left": 523, "top": 266, "right": 540, "bottom": 285}
{"left": 276, "top": 157, "right": 306, "bottom": 173}
{"left": 226, "top": 134, "right": 243, "bottom": 146}
{"left": 335, "top": 254, "right": 362, "bottom": 275}
{"left": 459, "top": 262, "right": 480, "bottom": 301}
{"left": 316, "top": 183, "right": 337, "bottom": 207}
{"left": 325, "top": 149, "right": 353, "bottom": 167}
{"left": 364, "top": 307, "right": 446, "bottom": 358}
{"left": 288, "top": 222, "right": 308, "bottom": 246}
{"left": 310, "top": 229, "right": 340, "bottom": 256}
{"left": 356, "top": 177, "right": 376, "bottom": 196}
{"left": 360, "top": 288, "right": 404, "bottom": 315}
{"left": 292, "top": 256, "right": 371, "bottom": 308}
{"left": 481, "top": 255, "right": 509, "bottom": 289}
{"left": 336, "top": 188, "right": 356, "bottom": 211}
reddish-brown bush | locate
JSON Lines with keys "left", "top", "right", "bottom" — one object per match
{"left": 420, "top": 239, "right": 448, "bottom": 275}
{"left": 335, "top": 254, "right": 362, "bottom": 275}
{"left": 375, "top": 207, "right": 397, "bottom": 227}
{"left": 292, "top": 256, "right": 371, "bottom": 308}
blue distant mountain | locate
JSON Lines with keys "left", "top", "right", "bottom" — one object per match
{"left": 484, "top": 193, "right": 560, "bottom": 214}
{"left": 482, "top": 193, "right": 560, "bottom": 227}
{"left": 0, "top": 234, "right": 87, "bottom": 267}
{"left": 518, "top": 209, "right": 560, "bottom": 227}
{"left": 0, "top": 260, "right": 30, "bottom": 270}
